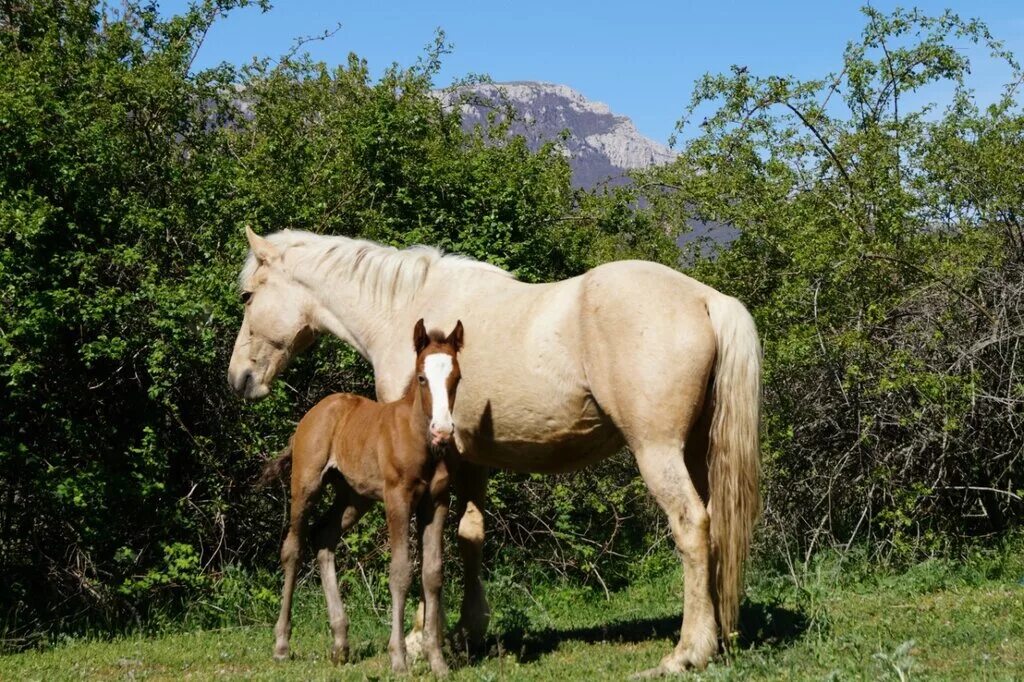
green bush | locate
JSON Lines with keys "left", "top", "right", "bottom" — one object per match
{"left": 639, "top": 6, "right": 1024, "bottom": 562}
{"left": 0, "top": 0, "right": 672, "bottom": 643}
{"left": 2, "top": 0, "right": 1022, "bottom": 648}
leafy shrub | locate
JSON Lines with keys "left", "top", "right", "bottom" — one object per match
{"left": 0, "top": 0, "right": 671, "bottom": 642}
{"left": 639, "top": 7, "right": 1024, "bottom": 562}
{"left": 2, "top": 1, "right": 1022, "bottom": 648}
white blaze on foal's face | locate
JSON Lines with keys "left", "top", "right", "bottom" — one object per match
{"left": 423, "top": 352, "right": 455, "bottom": 445}
{"left": 411, "top": 318, "right": 464, "bottom": 447}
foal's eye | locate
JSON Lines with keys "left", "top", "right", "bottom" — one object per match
{"left": 240, "top": 291, "right": 253, "bottom": 304}
{"left": 418, "top": 375, "right": 426, "bottom": 385}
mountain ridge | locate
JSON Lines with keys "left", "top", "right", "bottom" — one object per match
{"left": 442, "top": 81, "right": 677, "bottom": 188}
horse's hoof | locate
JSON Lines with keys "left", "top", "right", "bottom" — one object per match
{"left": 630, "top": 664, "right": 668, "bottom": 679}
{"left": 430, "top": 657, "right": 450, "bottom": 677}
{"left": 453, "top": 612, "right": 489, "bottom": 649}
{"left": 330, "top": 644, "right": 349, "bottom": 665}
{"left": 671, "top": 643, "right": 713, "bottom": 671}
{"left": 272, "top": 649, "right": 289, "bottom": 662}
{"left": 632, "top": 647, "right": 711, "bottom": 678}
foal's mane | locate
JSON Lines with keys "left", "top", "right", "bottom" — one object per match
{"left": 240, "top": 230, "right": 511, "bottom": 305}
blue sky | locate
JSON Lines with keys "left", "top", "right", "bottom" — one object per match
{"left": 161, "top": 1, "right": 1024, "bottom": 144}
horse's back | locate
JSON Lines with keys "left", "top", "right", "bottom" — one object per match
{"left": 582, "top": 259, "right": 719, "bottom": 302}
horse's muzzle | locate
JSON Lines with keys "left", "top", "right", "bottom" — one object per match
{"left": 228, "top": 367, "right": 269, "bottom": 399}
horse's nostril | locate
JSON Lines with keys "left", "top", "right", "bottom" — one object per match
{"left": 230, "top": 369, "right": 253, "bottom": 396}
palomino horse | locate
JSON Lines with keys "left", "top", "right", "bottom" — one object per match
{"left": 228, "top": 227, "right": 761, "bottom": 676}
{"left": 259, "top": 319, "right": 464, "bottom": 676}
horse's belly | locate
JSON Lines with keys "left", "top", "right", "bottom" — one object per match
{"left": 468, "top": 426, "right": 624, "bottom": 473}
{"left": 457, "top": 392, "right": 624, "bottom": 474}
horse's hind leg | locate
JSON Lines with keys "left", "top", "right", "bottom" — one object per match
{"left": 631, "top": 439, "right": 718, "bottom": 676}
{"left": 312, "top": 481, "right": 371, "bottom": 665}
{"left": 582, "top": 289, "right": 720, "bottom": 674}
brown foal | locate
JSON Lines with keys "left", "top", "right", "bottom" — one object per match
{"left": 260, "top": 319, "right": 463, "bottom": 675}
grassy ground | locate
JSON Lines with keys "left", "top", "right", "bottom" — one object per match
{"left": 3, "top": 545, "right": 1022, "bottom": 680}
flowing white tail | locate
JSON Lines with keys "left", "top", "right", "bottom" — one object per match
{"left": 706, "top": 294, "right": 762, "bottom": 643}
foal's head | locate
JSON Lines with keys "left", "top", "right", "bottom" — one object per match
{"left": 412, "top": 319, "right": 463, "bottom": 448}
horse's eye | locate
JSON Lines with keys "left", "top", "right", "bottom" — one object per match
{"left": 418, "top": 375, "right": 426, "bottom": 384}
{"left": 240, "top": 291, "right": 252, "bottom": 304}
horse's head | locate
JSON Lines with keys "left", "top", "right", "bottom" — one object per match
{"left": 412, "top": 318, "right": 464, "bottom": 448}
{"left": 228, "top": 227, "right": 317, "bottom": 400}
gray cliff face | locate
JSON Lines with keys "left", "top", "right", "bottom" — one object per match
{"left": 444, "top": 81, "right": 677, "bottom": 189}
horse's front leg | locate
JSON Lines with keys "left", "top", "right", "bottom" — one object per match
{"left": 384, "top": 483, "right": 416, "bottom": 674}
{"left": 453, "top": 462, "right": 490, "bottom": 647}
{"left": 417, "top": 464, "right": 452, "bottom": 676}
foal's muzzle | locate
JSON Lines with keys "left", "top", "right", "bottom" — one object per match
{"left": 430, "top": 424, "right": 454, "bottom": 447}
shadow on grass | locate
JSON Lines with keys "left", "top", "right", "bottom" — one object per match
{"left": 469, "top": 599, "right": 808, "bottom": 665}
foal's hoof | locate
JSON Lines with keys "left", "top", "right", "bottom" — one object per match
{"left": 272, "top": 648, "right": 290, "bottom": 662}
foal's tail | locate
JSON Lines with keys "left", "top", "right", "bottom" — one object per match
{"left": 705, "top": 295, "right": 762, "bottom": 646}
{"left": 258, "top": 442, "right": 293, "bottom": 488}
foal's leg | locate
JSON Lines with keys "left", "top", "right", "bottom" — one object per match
{"left": 312, "top": 485, "right": 371, "bottom": 664}
{"left": 384, "top": 483, "right": 417, "bottom": 673}
{"left": 274, "top": 479, "right": 318, "bottom": 661}
{"left": 406, "top": 462, "right": 489, "bottom": 659}
{"left": 417, "top": 474, "right": 451, "bottom": 676}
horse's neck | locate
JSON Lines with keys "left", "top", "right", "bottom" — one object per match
{"left": 292, "top": 242, "right": 512, "bottom": 378}
{"left": 288, "top": 250, "right": 414, "bottom": 363}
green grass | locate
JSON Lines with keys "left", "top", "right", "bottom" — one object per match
{"left": 3, "top": 545, "right": 1023, "bottom": 680}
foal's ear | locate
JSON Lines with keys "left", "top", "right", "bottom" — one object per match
{"left": 245, "top": 225, "right": 279, "bottom": 264}
{"left": 413, "top": 318, "right": 429, "bottom": 354}
{"left": 446, "top": 320, "right": 464, "bottom": 353}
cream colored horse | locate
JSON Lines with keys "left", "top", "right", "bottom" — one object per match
{"left": 228, "top": 227, "right": 761, "bottom": 676}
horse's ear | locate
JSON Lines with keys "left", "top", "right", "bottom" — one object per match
{"left": 413, "top": 318, "right": 429, "bottom": 354}
{"left": 447, "top": 320, "right": 464, "bottom": 353}
{"left": 245, "top": 225, "right": 279, "bottom": 264}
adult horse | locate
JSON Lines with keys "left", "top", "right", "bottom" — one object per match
{"left": 228, "top": 227, "right": 761, "bottom": 675}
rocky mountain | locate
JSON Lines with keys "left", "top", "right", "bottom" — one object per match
{"left": 443, "top": 81, "right": 677, "bottom": 189}
{"left": 443, "top": 82, "right": 735, "bottom": 246}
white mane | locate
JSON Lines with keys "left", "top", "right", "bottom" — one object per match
{"left": 239, "top": 229, "right": 512, "bottom": 304}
